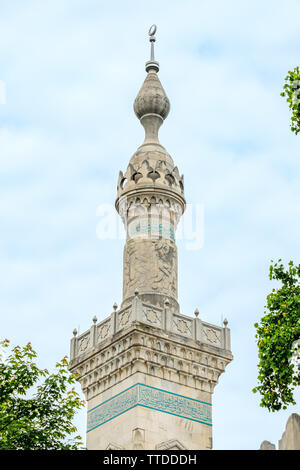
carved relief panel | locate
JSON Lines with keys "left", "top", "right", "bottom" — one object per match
{"left": 77, "top": 332, "right": 91, "bottom": 355}
{"left": 123, "top": 238, "right": 177, "bottom": 301}
{"left": 172, "top": 314, "right": 193, "bottom": 338}
{"left": 116, "top": 307, "right": 132, "bottom": 331}
{"left": 203, "top": 327, "right": 222, "bottom": 347}
{"left": 142, "top": 306, "right": 163, "bottom": 328}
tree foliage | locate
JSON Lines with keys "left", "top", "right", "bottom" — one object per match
{"left": 0, "top": 340, "right": 85, "bottom": 449}
{"left": 281, "top": 66, "right": 300, "bottom": 135}
{"left": 253, "top": 260, "right": 300, "bottom": 411}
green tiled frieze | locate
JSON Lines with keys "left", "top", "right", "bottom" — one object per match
{"left": 87, "top": 383, "right": 212, "bottom": 432}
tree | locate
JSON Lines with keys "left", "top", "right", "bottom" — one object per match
{"left": 0, "top": 340, "right": 85, "bottom": 449}
{"left": 253, "top": 260, "right": 300, "bottom": 411}
{"left": 281, "top": 66, "right": 300, "bottom": 135}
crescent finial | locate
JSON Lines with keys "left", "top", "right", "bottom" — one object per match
{"left": 146, "top": 24, "right": 159, "bottom": 72}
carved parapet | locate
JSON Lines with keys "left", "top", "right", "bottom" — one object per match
{"left": 71, "top": 314, "right": 115, "bottom": 360}
{"left": 69, "top": 299, "right": 233, "bottom": 400}
{"left": 70, "top": 299, "right": 231, "bottom": 363}
{"left": 70, "top": 323, "right": 232, "bottom": 402}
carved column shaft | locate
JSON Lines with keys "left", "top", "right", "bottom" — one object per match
{"left": 120, "top": 193, "right": 182, "bottom": 311}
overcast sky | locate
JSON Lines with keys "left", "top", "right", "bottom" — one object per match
{"left": 1, "top": 0, "right": 299, "bottom": 450}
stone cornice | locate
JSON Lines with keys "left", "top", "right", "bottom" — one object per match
{"left": 69, "top": 321, "right": 232, "bottom": 400}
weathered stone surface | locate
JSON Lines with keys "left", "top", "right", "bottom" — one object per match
{"left": 260, "top": 413, "right": 300, "bottom": 450}
{"left": 123, "top": 238, "right": 178, "bottom": 308}
{"left": 134, "top": 70, "right": 170, "bottom": 121}
{"left": 278, "top": 413, "right": 300, "bottom": 450}
{"left": 260, "top": 440, "right": 276, "bottom": 450}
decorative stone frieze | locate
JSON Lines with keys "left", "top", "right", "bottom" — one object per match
{"left": 87, "top": 383, "right": 212, "bottom": 433}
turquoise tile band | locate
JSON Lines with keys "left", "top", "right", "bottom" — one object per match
{"left": 87, "top": 383, "right": 212, "bottom": 432}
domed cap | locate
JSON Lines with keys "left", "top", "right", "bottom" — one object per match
{"left": 134, "top": 71, "right": 170, "bottom": 120}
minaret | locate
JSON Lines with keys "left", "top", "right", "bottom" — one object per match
{"left": 69, "top": 26, "right": 233, "bottom": 450}
{"left": 116, "top": 25, "right": 185, "bottom": 314}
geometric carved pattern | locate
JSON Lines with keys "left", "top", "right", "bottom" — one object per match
{"left": 98, "top": 322, "right": 111, "bottom": 341}
{"left": 119, "top": 308, "right": 132, "bottom": 328}
{"left": 87, "top": 383, "right": 212, "bottom": 433}
{"left": 173, "top": 317, "right": 192, "bottom": 337}
{"left": 78, "top": 335, "right": 90, "bottom": 353}
{"left": 203, "top": 328, "right": 221, "bottom": 346}
{"left": 143, "top": 308, "right": 162, "bottom": 326}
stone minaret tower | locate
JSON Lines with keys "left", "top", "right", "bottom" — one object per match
{"left": 69, "top": 26, "right": 233, "bottom": 450}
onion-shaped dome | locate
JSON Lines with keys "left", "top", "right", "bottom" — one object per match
{"left": 134, "top": 70, "right": 170, "bottom": 121}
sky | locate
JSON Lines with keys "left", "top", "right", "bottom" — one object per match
{"left": 0, "top": 0, "right": 299, "bottom": 450}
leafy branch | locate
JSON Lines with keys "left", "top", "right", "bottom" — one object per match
{"left": 0, "top": 340, "right": 85, "bottom": 450}
{"left": 253, "top": 260, "right": 300, "bottom": 411}
{"left": 281, "top": 67, "right": 300, "bottom": 135}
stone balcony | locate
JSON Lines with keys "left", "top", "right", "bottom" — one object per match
{"left": 69, "top": 294, "right": 233, "bottom": 404}
{"left": 70, "top": 293, "right": 232, "bottom": 365}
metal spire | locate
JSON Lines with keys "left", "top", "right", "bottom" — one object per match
{"left": 145, "top": 24, "right": 159, "bottom": 73}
